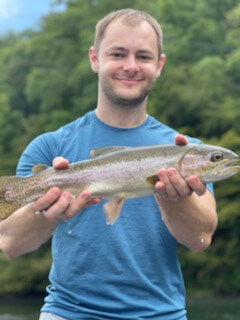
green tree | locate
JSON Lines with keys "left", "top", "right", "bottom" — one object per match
{"left": 0, "top": 0, "right": 239, "bottom": 297}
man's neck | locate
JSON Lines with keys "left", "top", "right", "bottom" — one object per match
{"left": 95, "top": 99, "right": 148, "bottom": 129}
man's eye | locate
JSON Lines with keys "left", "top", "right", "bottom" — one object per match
{"left": 138, "top": 55, "right": 152, "bottom": 61}
{"left": 111, "top": 53, "right": 124, "bottom": 58}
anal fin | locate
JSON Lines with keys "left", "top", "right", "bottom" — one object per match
{"left": 103, "top": 197, "right": 125, "bottom": 225}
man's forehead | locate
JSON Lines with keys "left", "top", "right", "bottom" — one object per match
{"left": 104, "top": 18, "right": 155, "bottom": 37}
{"left": 97, "top": 18, "right": 159, "bottom": 57}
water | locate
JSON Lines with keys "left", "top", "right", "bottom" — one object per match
{"left": 0, "top": 298, "right": 40, "bottom": 320}
{"left": 0, "top": 297, "right": 239, "bottom": 320}
{"left": 187, "top": 298, "right": 240, "bottom": 320}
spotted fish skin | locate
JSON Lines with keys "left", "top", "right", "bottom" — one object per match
{"left": 0, "top": 143, "right": 239, "bottom": 224}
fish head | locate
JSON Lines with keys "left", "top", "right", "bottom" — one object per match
{"left": 179, "top": 144, "right": 240, "bottom": 183}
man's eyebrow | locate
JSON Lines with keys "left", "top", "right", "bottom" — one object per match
{"left": 106, "top": 46, "right": 128, "bottom": 52}
{"left": 106, "top": 47, "right": 154, "bottom": 55}
{"left": 137, "top": 49, "right": 154, "bottom": 55}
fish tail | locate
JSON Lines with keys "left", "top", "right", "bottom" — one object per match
{"left": 0, "top": 176, "right": 21, "bottom": 220}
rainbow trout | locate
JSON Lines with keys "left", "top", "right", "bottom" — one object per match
{"left": 0, "top": 144, "right": 239, "bottom": 224}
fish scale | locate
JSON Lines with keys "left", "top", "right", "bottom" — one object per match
{"left": 0, "top": 143, "right": 239, "bottom": 224}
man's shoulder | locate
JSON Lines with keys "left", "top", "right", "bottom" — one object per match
{"left": 17, "top": 111, "right": 95, "bottom": 171}
{"left": 147, "top": 116, "right": 201, "bottom": 144}
{"left": 148, "top": 116, "right": 176, "bottom": 132}
{"left": 45, "top": 110, "right": 95, "bottom": 140}
{"left": 147, "top": 116, "right": 178, "bottom": 141}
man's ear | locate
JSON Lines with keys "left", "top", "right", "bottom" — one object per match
{"left": 156, "top": 54, "right": 166, "bottom": 78}
{"left": 89, "top": 46, "right": 99, "bottom": 73}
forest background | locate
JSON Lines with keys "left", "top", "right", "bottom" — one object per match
{"left": 0, "top": 0, "right": 239, "bottom": 298}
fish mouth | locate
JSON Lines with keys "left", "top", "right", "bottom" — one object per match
{"left": 224, "top": 158, "right": 240, "bottom": 168}
{"left": 211, "top": 158, "right": 240, "bottom": 177}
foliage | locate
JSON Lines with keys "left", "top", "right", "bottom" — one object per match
{"left": 0, "top": 0, "right": 239, "bottom": 297}
{"left": 0, "top": 244, "right": 51, "bottom": 296}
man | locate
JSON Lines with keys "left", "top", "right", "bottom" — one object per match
{"left": 0, "top": 9, "right": 217, "bottom": 320}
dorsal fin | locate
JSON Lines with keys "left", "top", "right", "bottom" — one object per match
{"left": 32, "top": 164, "right": 49, "bottom": 173}
{"left": 90, "top": 146, "right": 129, "bottom": 158}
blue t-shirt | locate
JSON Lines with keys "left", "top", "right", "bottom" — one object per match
{"left": 17, "top": 111, "right": 213, "bottom": 320}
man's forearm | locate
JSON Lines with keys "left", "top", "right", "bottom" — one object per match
{"left": 0, "top": 203, "right": 60, "bottom": 258}
{"left": 155, "top": 190, "right": 218, "bottom": 252}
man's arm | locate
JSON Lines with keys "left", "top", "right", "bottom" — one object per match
{"left": 155, "top": 177, "right": 217, "bottom": 252}
{"left": 0, "top": 158, "right": 100, "bottom": 259}
{"left": 154, "top": 135, "right": 218, "bottom": 252}
{"left": 0, "top": 136, "right": 217, "bottom": 257}
{"left": 0, "top": 201, "right": 60, "bottom": 259}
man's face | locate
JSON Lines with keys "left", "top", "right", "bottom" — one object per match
{"left": 90, "top": 19, "right": 165, "bottom": 107}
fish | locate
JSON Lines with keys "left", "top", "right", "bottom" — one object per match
{"left": 0, "top": 143, "right": 239, "bottom": 224}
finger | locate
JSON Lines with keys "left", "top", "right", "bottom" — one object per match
{"left": 167, "top": 168, "right": 192, "bottom": 197}
{"left": 34, "top": 187, "right": 61, "bottom": 212}
{"left": 43, "top": 192, "right": 72, "bottom": 221}
{"left": 52, "top": 157, "right": 69, "bottom": 170}
{"left": 61, "top": 191, "right": 91, "bottom": 220}
{"left": 89, "top": 198, "right": 102, "bottom": 205}
{"left": 156, "top": 169, "right": 180, "bottom": 200}
{"left": 187, "top": 176, "right": 206, "bottom": 196}
{"left": 154, "top": 181, "right": 168, "bottom": 200}
{"left": 174, "top": 134, "right": 188, "bottom": 146}
{"left": 62, "top": 194, "right": 102, "bottom": 220}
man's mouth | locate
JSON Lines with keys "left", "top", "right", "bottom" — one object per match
{"left": 115, "top": 77, "right": 142, "bottom": 81}
{"left": 115, "top": 78, "right": 143, "bottom": 85}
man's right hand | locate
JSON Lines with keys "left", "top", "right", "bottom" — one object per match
{"left": 33, "top": 157, "right": 101, "bottom": 221}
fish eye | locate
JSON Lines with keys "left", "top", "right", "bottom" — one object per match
{"left": 210, "top": 151, "right": 224, "bottom": 162}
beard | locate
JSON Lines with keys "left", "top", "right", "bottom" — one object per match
{"left": 100, "top": 76, "right": 156, "bottom": 108}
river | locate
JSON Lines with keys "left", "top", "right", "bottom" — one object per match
{"left": 0, "top": 297, "right": 40, "bottom": 320}
{"left": 0, "top": 297, "right": 239, "bottom": 320}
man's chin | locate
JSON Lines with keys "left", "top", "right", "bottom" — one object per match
{"left": 110, "top": 89, "right": 149, "bottom": 106}
{"left": 111, "top": 95, "right": 147, "bottom": 107}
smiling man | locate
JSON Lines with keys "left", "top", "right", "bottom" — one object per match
{"left": 90, "top": 12, "right": 166, "bottom": 126}
{"left": 0, "top": 9, "right": 217, "bottom": 320}
{"left": 90, "top": 18, "right": 165, "bottom": 109}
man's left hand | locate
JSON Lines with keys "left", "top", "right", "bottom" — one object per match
{"left": 155, "top": 134, "right": 206, "bottom": 201}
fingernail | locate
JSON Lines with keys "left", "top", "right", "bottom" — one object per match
{"left": 91, "top": 198, "right": 101, "bottom": 205}
{"left": 62, "top": 192, "right": 72, "bottom": 200}
{"left": 51, "top": 188, "right": 60, "bottom": 196}
{"left": 169, "top": 169, "right": 176, "bottom": 177}
{"left": 81, "top": 192, "right": 90, "bottom": 200}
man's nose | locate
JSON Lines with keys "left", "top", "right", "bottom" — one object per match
{"left": 122, "top": 56, "right": 140, "bottom": 73}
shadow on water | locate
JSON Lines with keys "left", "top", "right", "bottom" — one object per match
{"left": 0, "top": 296, "right": 240, "bottom": 319}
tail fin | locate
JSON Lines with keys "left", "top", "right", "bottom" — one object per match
{"left": 0, "top": 176, "right": 21, "bottom": 220}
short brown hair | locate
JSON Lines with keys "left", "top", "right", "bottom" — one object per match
{"left": 94, "top": 8, "right": 163, "bottom": 58}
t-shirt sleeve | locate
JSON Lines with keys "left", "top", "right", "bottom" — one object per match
{"left": 16, "top": 133, "right": 59, "bottom": 177}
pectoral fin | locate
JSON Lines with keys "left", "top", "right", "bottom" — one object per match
{"left": 103, "top": 197, "right": 125, "bottom": 225}
{"left": 146, "top": 175, "right": 159, "bottom": 185}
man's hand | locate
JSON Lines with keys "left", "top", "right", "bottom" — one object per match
{"left": 33, "top": 157, "right": 101, "bottom": 221}
{"left": 155, "top": 134, "right": 206, "bottom": 201}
